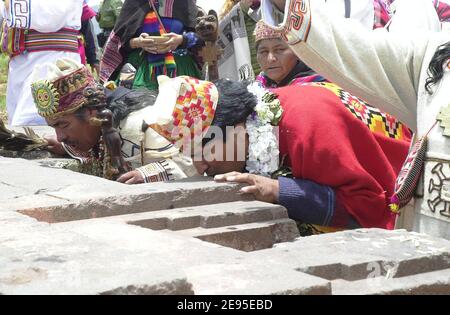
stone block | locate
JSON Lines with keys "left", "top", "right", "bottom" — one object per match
{"left": 331, "top": 269, "right": 450, "bottom": 295}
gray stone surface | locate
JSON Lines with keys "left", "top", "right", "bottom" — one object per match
{"left": 0, "top": 149, "right": 57, "bottom": 159}
{"left": 1, "top": 157, "right": 450, "bottom": 294}
{"left": 332, "top": 269, "right": 450, "bottom": 295}
{"left": 0, "top": 212, "right": 194, "bottom": 295}
{"left": 0, "top": 157, "right": 252, "bottom": 222}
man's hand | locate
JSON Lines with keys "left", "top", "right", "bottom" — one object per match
{"left": 117, "top": 170, "right": 145, "bottom": 185}
{"left": 44, "top": 136, "right": 66, "bottom": 156}
{"left": 214, "top": 172, "right": 279, "bottom": 204}
{"left": 5, "top": 0, "right": 10, "bottom": 11}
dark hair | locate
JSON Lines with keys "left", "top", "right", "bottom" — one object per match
{"left": 106, "top": 88, "right": 157, "bottom": 128}
{"left": 71, "top": 84, "right": 107, "bottom": 121}
{"left": 73, "top": 106, "right": 89, "bottom": 121}
{"left": 78, "top": 85, "right": 157, "bottom": 127}
{"left": 203, "top": 79, "right": 257, "bottom": 146}
{"left": 425, "top": 41, "right": 450, "bottom": 94}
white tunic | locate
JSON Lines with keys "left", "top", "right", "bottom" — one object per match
{"left": 261, "top": 0, "right": 450, "bottom": 239}
{"left": 3, "top": 0, "right": 83, "bottom": 126}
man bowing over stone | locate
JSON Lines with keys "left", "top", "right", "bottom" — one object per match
{"left": 30, "top": 59, "right": 198, "bottom": 184}
{"left": 147, "top": 75, "right": 411, "bottom": 235}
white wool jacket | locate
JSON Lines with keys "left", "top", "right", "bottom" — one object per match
{"left": 261, "top": 0, "right": 450, "bottom": 239}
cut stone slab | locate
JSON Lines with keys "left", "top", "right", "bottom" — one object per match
{"left": 2, "top": 157, "right": 450, "bottom": 294}
{"left": 0, "top": 212, "right": 194, "bottom": 295}
{"left": 0, "top": 149, "right": 57, "bottom": 159}
{"left": 2, "top": 207, "right": 450, "bottom": 294}
{"left": 55, "top": 201, "right": 300, "bottom": 251}
{"left": 246, "top": 229, "right": 450, "bottom": 282}
{"left": 0, "top": 157, "right": 252, "bottom": 222}
{"left": 93, "top": 200, "right": 289, "bottom": 229}
{"left": 332, "top": 269, "right": 450, "bottom": 295}
{"left": 186, "top": 263, "right": 331, "bottom": 295}
{"left": 181, "top": 219, "right": 299, "bottom": 252}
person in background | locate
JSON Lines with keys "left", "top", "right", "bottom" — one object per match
{"left": 1, "top": 0, "right": 83, "bottom": 126}
{"left": 80, "top": 1, "right": 100, "bottom": 74}
{"left": 97, "top": 0, "right": 123, "bottom": 48}
{"left": 31, "top": 59, "right": 197, "bottom": 184}
{"left": 254, "top": 20, "right": 325, "bottom": 87}
{"left": 260, "top": 0, "right": 450, "bottom": 239}
{"left": 100, "top": 0, "right": 202, "bottom": 91}
{"left": 147, "top": 76, "right": 411, "bottom": 235}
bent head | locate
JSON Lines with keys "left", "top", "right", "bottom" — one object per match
{"left": 192, "top": 79, "right": 256, "bottom": 176}
{"left": 193, "top": 122, "right": 249, "bottom": 176}
{"left": 46, "top": 108, "right": 101, "bottom": 152}
{"left": 31, "top": 59, "right": 107, "bottom": 152}
{"left": 149, "top": 77, "right": 257, "bottom": 177}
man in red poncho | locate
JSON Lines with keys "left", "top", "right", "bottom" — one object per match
{"left": 148, "top": 75, "right": 412, "bottom": 234}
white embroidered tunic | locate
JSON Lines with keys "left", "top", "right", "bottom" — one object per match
{"left": 3, "top": 0, "right": 83, "bottom": 126}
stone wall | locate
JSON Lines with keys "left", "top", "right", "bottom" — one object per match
{"left": 1, "top": 156, "right": 449, "bottom": 294}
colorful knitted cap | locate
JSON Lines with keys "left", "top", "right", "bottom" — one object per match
{"left": 254, "top": 20, "right": 283, "bottom": 43}
{"left": 30, "top": 59, "right": 98, "bottom": 119}
{"left": 148, "top": 75, "right": 219, "bottom": 146}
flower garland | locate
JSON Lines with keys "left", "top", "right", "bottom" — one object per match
{"left": 245, "top": 82, "right": 283, "bottom": 177}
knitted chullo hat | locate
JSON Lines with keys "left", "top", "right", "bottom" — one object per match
{"left": 30, "top": 59, "right": 100, "bottom": 119}
{"left": 254, "top": 19, "right": 283, "bottom": 43}
{"left": 148, "top": 75, "right": 219, "bottom": 147}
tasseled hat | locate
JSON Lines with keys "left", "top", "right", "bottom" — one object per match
{"left": 254, "top": 20, "right": 283, "bottom": 43}
{"left": 30, "top": 59, "right": 100, "bottom": 119}
{"left": 147, "top": 75, "right": 219, "bottom": 147}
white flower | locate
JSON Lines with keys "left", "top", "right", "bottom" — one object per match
{"left": 245, "top": 83, "right": 283, "bottom": 177}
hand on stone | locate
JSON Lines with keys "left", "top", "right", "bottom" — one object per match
{"left": 117, "top": 170, "right": 145, "bottom": 185}
{"left": 44, "top": 136, "right": 66, "bottom": 156}
{"left": 214, "top": 172, "right": 279, "bottom": 204}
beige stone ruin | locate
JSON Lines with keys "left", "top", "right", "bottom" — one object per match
{"left": 0, "top": 127, "right": 449, "bottom": 295}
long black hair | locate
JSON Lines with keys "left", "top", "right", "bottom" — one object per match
{"left": 425, "top": 41, "right": 450, "bottom": 94}
{"left": 203, "top": 79, "right": 257, "bottom": 145}
{"left": 79, "top": 84, "right": 157, "bottom": 128}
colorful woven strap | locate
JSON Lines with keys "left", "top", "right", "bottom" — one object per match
{"left": 0, "top": 21, "right": 25, "bottom": 57}
{"left": 25, "top": 28, "right": 80, "bottom": 53}
{"left": 307, "top": 82, "right": 412, "bottom": 141}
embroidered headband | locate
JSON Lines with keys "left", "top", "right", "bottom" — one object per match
{"left": 31, "top": 60, "right": 98, "bottom": 119}
{"left": 254, "top": 20, "right": 283, "bottom": 43}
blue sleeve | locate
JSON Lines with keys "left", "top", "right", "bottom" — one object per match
{"left": 181, "top": 31, "right": 201, "bottom": 49}
{"left": 278, "top": 177, "right": 361, "bottom": 229}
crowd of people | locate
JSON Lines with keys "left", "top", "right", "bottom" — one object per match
{"left": 1, "top": 0, "right": 449, "bottom": 238}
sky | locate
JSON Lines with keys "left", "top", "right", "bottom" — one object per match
{"left": 196, "top": 0, "right": 225, "bottom": 14}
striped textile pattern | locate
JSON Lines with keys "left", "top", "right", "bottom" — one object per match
{"left": 25, "top": 28, "right": 79, "bottom": 53}
{"left": 306, "top": 82, "right": 411, "bottom": 141}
